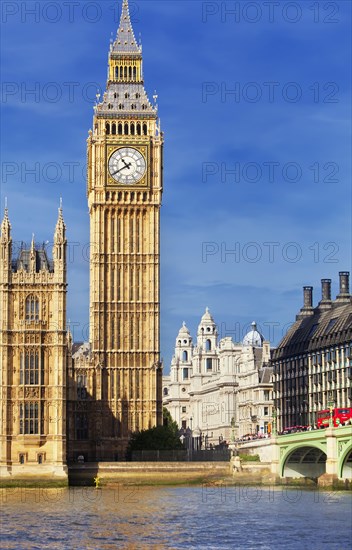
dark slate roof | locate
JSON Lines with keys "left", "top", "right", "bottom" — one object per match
{"left": 72, "top": 342, "right": 91, "bottom": 360}
{"left": 272, "top": 299, "right": 352, "bottom": 360}
{"left": 96, "top": 83, "right": 156, "bottom": 118}
{"left": 111, "top": 0, "right": 141, "bottom": 55}
{"left": 12, "top": 247, "right": 54, "bottom": 273}
{"left": 72, "top": 343, "right": 84, "bottom": 355}
{"left": 259, "top": 366, "right": 273, "bottom": 384}
{"left": 253, "top": 348, "right": 263, "bottom": 364}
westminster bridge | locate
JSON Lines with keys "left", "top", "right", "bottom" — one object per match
{"left": 238, "top": 425, "right": 352, "bottom": 482}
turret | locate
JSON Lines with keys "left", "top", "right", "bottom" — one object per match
{"left": 172, "top": 322, "right": 193, "bottom": 382}
{"left": 197, "top": 307, "right": 218, "bottom": 351}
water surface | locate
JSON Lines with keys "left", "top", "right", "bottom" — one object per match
{"left": 1, "top": 486, "right": 351, "bottom": 549}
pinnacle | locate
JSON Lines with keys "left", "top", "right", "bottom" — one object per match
{"left": 112, "top": 0, "right": 141, "bottom": 54}
{"left": 1, "top": 201, "right": 11, "bottom": 240}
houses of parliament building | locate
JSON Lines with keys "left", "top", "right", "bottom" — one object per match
{"left": 0, "top": 0, "right": 163, "bottom": 479}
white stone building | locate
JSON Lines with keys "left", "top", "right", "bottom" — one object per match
{"left": 163, "top": 309, "right": 274, "bottom": 447}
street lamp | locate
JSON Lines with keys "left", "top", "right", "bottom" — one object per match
{"left": 231, "top": 417, "right": 236, "bottom": 444}
{"left": 327, "top": 394, "right": 334, "bottom": 428}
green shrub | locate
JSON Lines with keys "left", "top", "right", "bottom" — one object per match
{"left": 239, "top": 453, "right": 260, "bottom": 462}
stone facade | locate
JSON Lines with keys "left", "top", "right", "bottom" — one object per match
{"left": 0, "top": 208, "right": 68, "bottom": 478}
{"left": 79, "top": 0, "right": 163, "bottom": 459}
{"left": 68, "top": 0, "right": 164, "bottom": 462}
{"left": 272, "top": 273, "right": 352, "bottom": 431}
{"left": 163, "top": 310, "right": 273, "bottom": 446}
{"left": 0, "top": 0, "right": 163, "bottom": 474}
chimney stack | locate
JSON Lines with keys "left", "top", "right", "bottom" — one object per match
{"left": 303, "top": 286, "right": 313, "bottom": 309}
{"left": 336, "top": 271, "right": 350, "bottom": 302}
{"left": 319, "top": 279, "right": 332, "bottom": 309}
{"left": 297, "top": 286, "right": 314, "bottom": 319}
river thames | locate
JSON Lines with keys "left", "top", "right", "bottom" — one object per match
{"left": 1, "top": 486, "right": 351, "bottom": 549}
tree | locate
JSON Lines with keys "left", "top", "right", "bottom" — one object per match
{"left": 126, "top": 408, "right": 183, "bottom": 459}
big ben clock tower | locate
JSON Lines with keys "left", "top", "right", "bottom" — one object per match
{"left": 87, "top": 0, "right": 163, "bottom": 456}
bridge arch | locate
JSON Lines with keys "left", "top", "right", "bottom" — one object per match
{"left": 281, "top": 444, "right": 327, "bottom": 479}
{"left": 339, "top": 444, "right": 352, "bottom": 480}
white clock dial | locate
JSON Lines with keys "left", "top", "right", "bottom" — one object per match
{"left": 108, "top": 147, "right": 146, "bottom": 184}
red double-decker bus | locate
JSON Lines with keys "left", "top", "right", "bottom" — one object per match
{"left": 316, "top": 407, "right": 352, "bottom": 428}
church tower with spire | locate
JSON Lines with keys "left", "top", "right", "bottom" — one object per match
{"left": 0, "top": 206, "right": 68, "bottom": 479}
{"left": 86, "top": 0, "right": 163, "bottom": 456}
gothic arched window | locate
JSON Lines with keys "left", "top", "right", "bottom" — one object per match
{"left": 20, "top": 351, "right": 41, "bottom": 385}
{"left": 20, "top": 402, "right": 39, "bottom": 434}
{"left": 25, "top": 295, "right": 39, "bottom": 322}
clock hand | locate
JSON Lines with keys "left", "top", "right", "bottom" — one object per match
{"left": 112, "top": 166, "right": 127, "bottom": 176}
{"left": 111, "top": 162, "right": 132, "bottom": 176}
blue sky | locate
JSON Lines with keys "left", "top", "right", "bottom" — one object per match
{"left": 1, "top": 0, "right": 351, "bottom": 370}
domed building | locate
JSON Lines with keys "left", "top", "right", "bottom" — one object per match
{"left": 163, "top": 309, "right": 274, "bottom": 446}
{"left": 243, "top": 322, "right": 264, "bottom": 347}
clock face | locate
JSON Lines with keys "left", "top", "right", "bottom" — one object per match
{"left": 108, "top": 147, "right": 146, "bottom": 184}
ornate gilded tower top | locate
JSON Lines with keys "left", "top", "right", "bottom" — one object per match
{"left": 95, "top": 0, "right": 157, "bottom": 120}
